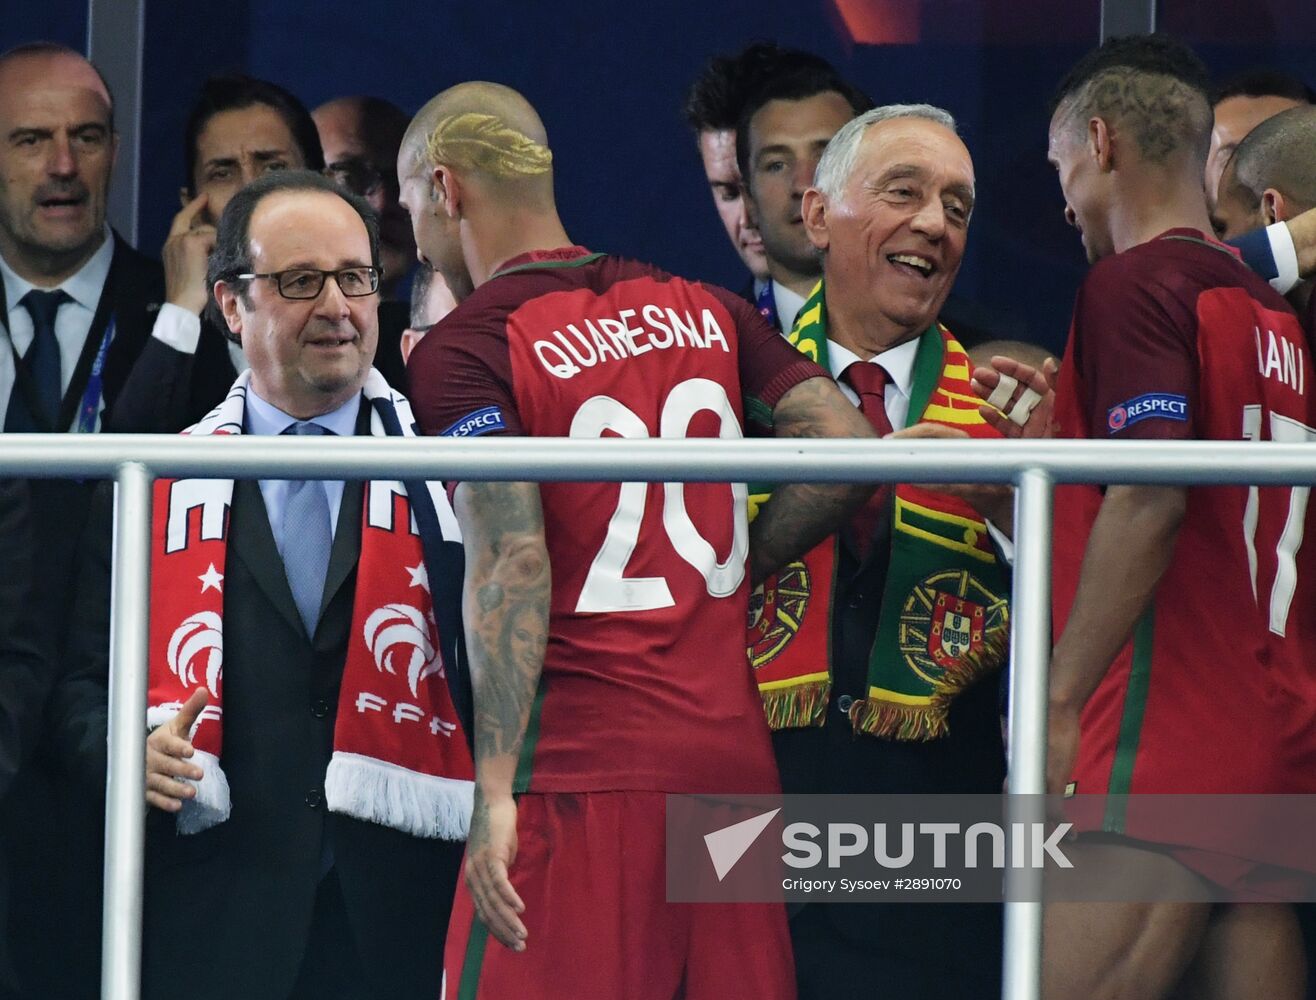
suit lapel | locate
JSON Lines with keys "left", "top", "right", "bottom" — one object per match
{"left": 229, "top": 477, "right": 305, "bottom": 636}
{"left": 99, "top": 233, "right": 163, "bottom": 409}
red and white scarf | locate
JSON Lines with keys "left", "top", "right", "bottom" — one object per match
{"left": 145, "top": 368, "right": 474, "bottom": 839}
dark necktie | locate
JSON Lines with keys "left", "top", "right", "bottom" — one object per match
{"left": 5, "top": 289, "right": 69, "bottom": 432}
{"left": 281, "top": 421, "right": 334, "bottom": 636}
{"left": 841, "top": 361, "right": 894, "bottom": 559}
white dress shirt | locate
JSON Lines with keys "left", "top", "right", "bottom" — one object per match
{"left": 825, "top": 336, "right": 920, "bottom": 430}
{"left": 243, "top": 386, "right": 360, "bottom": 558}
{"left": 0, "top": 227, "right": 114, "bottom": 430}
{"left": 151, "top": 302, "right": 249, "bottom": 375}
{"left": 772, "top": 281, "right": 808, "bottom": 334}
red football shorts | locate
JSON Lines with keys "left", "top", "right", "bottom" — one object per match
{"left": 443, "top": 790, "right": 796, "bottom": 1000}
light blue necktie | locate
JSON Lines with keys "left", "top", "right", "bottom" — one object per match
{"left": 281, "top": 421, "right": 333, "bottom": 636}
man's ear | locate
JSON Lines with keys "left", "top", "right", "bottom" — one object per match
{"left": 1088, "top": 116, "right": 1113, "bottom": 172}
{"left": 1261, "top": 188, "right": 1290, "bottom": 226}
{"left": 213, "top": 280, "right": 244, "bottom": 342}
{"left": 802, "top": 188, "right": 830, "bottom": 252}
{"left": 432, "top": 165, "right": 462, "bottom": 219}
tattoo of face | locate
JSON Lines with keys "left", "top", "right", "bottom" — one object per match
{"left": 478, "top": 583, "right": 504, "bottom": 612}
{"left": 460, "top": 481, "right": 551, "bottom": 767}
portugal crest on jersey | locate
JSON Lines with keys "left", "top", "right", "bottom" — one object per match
{"left": 747, "top": 560, "right": 812, "bottom": 669}
{"left": 898, "top": 569, "right": 1007, "bottom": 684}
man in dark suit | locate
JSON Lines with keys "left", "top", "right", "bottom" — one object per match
{"left": 107, "top": 75, "right": 408, "bottom": 434}
{"left": 0, "top": 41, "right": 163, "bottom": 999}
{"left": 760, "top": 105, "right": 1013, "bottom": 1000}
{"left": 0, "top": 479, "right": 47, "bottom": 1000}
{"left": 59, "top": 170, "right": 466, "bottom": 1000}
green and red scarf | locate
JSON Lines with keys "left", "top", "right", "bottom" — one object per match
{"left": 747, "top": 281, "right": 1010, "bottom": 740}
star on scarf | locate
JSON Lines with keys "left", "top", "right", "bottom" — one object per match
{"left": 198, "top": 563, "right": 224, "bottom": 593}
{"left": 406, "top": 561, "right": 429, "bottom": 592}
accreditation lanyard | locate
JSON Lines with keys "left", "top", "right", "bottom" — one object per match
{"left": 74, "top": 317, "right": 116, "bottom": 433}
{"left": 755, "top": 277, "right": 779, "bottom": 330}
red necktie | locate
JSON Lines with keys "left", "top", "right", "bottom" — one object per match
{"left": 841, "top": 361, "right": 893, "bottom": 559}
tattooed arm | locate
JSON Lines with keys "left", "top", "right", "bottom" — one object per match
{"left": 453, "top": 480, "right": 551, "bottom": 952}
{"left": 749, "top": 376, "right": 877, "bottom": 583}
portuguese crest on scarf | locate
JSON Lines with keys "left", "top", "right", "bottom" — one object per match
{"left": 147, "top": 368, "right": 474, "bottom": 837}
{"left": 747, "top": 281, "right": 1010, "bottom": 740}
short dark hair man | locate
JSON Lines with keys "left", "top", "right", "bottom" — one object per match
{"left": 60, "top": 170, "right": 471, "bottom": 1000}
{"left": 109, "top": 77, "right": 411, "bottom": 433}
{"left": 735, "top": 62, "right": 872, "bottom": 331}
{"left": 1040, "top": 34, "right": 1314, "bottom": 1000}
{"left": 314, "top": 95, "right": 417, "bottom": 300}
{"left": 682, "top": 44, "right": 823, "bottom": 296}
{"left": 0, "top": 42, "right": 163, "bottom": 996}
{"left": 1205, "top": 68, "right": 1313, "bottom": 211}
{"left": 184, "top": 74, "right": 325, "bottom": 223}
{"left": 1213, "top": 104, "right": 1316, "bottom": 328}
{"left": 399, "top": 263, "right": 457, "bottom": 363}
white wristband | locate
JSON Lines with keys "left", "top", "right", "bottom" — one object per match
{"left": 1267, "top": 221, "right": 1300, "bottom": 295}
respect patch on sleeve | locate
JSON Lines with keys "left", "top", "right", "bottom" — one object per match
{"left": 1107, "top": 393, "right": 1188, "bottom": 433}
{"left": 440, "top": 406, "right": 507, "bottom": 437}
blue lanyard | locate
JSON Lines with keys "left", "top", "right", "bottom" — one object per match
{"left": 74, "top": 317, "right": 115, "bottom": 433}
{"left": 755, "top": 278, "right": 779, "bottom": 331}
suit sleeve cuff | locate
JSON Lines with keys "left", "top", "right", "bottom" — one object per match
{"left": 152, "top": 303, "right": 202, "bottom": 354}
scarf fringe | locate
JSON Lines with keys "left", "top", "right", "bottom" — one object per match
{"left": 760, "top": 679, "right": 831, "bottom": 731}
{"left": 176, "top": 749, "right": 231, "bottom": 834}
{"left": 850, "top": 700, "right": 949, "bottom": 741}
{"left": 325, "top": 751, "right": 472, "bottom": 841}
{"left": 147, "top": 705, "right": 232, "bottom": 834}
{"left": 850, "top": 625, "right": 1011, "bottom": 742}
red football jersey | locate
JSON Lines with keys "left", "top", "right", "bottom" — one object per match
{"left": 408, "top": 248, "right": 823, "bottom": 794}
{"left": 1052, "top": 230, "right": 1316, "bottom": 802}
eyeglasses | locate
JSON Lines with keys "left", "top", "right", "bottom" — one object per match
{"left": 235, "top": 267, "right": 381, "bottom": 300}
{"left": 326, "top": 158, "right": 386, "bottom": 197}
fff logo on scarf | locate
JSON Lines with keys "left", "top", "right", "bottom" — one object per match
{"left": 168, "top": 610, "right": 224, "bottom": 697}
{"left": 355, "top": 600, "right": 458, "bottom": 737}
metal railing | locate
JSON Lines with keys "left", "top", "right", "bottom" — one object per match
{"left": 3, "top": 432, "right": 1314, "bottom": 1000}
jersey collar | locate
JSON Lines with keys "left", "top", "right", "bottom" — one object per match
{"left": 489, "top": 245, "right": 599, "bottom": 280}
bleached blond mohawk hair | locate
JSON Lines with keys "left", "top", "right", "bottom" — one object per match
{"left": 423, "top": 111, "right": 553, "bottom": 180}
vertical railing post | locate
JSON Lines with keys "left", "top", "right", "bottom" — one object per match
{"left": 101, "top": 461, "right": 153, "bottom": 1000}
{"left": 1002, "top": 467, "right": 1054, "bottom": 1000}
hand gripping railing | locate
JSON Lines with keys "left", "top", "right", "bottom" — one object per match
{"left": 3, "top": 432, "right": 1315, "bottom": 1000}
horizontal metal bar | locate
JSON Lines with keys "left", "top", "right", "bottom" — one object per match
{"left": 0, "top": 435, "right": 1314, "bottom": 486}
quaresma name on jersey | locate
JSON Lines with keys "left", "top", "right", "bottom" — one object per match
{"left": 1052, "top": 230, "right": 1316, "bottom": 804}
{"left": 407, "top": 248, "right": 825, "bottom": 796}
